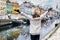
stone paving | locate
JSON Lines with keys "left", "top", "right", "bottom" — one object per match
{"left": 48, "top": 25, "right": 60, "bottom": 40}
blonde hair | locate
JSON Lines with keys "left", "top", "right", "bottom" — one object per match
{"left": 35, "top": 6, "right": 41, "bottom": 15}
{"left": 32, "top": 6, "right": 41, "bottom": 18}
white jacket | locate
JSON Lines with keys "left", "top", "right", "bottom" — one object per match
{"left": 21, "top": 11, "right": 48, "bottom": 35}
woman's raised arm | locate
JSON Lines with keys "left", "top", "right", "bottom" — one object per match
{"left": 21, "top": 12, "right": 33, "bottom": 20}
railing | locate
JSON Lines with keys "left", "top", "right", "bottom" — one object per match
{"left": 41, "top": 19, "right": 60, "bottom": 40}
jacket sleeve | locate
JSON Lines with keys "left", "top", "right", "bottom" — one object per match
{"left": 40, "top": 11, "right": 48, "bottom": 19}
{"left": 33, "top": 11, "right": 48, "bottom": 19}
{"left": 21, "top": 12, "right": 33, "bottom": 20}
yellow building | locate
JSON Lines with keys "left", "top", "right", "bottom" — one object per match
{"left": 12, "top": 3, "right": 20, "bottom": 14}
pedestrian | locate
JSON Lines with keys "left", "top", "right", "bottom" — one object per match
{"left": 21, "top": 7, "right": 52, "bottom": 40}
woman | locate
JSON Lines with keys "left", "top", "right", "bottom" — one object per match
{"left": 21, "top": 7, "right": 52, "bottom": 40}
